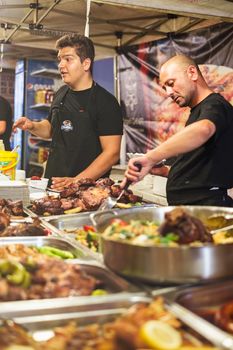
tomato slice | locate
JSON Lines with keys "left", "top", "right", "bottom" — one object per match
{"left": 83, "top": 225, "right": 95, "bottom": 232}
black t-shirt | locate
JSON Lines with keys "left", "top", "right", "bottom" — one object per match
{"left": 167, "top": 93, "right": 233, "bottom": 204}
{"left": 48, "top": 83, "right": 123, "bottom": 136}
{"left": 0, "top": 96, "right": 13, "bottom": 150}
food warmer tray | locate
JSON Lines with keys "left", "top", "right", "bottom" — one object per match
{"left": 25, "top": 203, "right": 157, "bottom": 220}
{"left": 40, "top": 214, "right": 103, "bottom": 262}
{"left": 0, "top": 261, "right": 140, "bottom": 318}
{"left": 2, "top": 294, "right": 233, "bottom": 349}
{"left": 0, "top": 217, "right": 51, "bottom": 238}
{"left": 0, "top": 236, "right": 96, "bottom": 261}
{"left": 41, "top": 212, "right": 102, "bottom": 261}
{"left": 174, "top": 279, "right": 233, "bottom": 317}
{"left": 91, "top": 205, "right": 233, "bottom": 285}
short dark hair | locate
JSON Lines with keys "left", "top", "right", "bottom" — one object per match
{"left": 56, "top": 34, "right": 95, "bottom": 68}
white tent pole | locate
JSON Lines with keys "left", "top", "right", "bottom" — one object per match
{"left": 85, "top": 0, "right": 91, "bottom": 37}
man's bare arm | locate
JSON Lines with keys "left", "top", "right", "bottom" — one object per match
{"left": 0, "top": 121, "right": 6, "bottom": 135}
{"left": 13, "top": 117, "right": 52, "bottom": 139}
{"left": 146, "top": 119, "right": 216, "bottom": 164}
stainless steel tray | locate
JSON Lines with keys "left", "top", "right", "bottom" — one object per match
{"left": 26, "top": 203, "right": 156, "bottom": 220}
{"left": 1, "top": 294, "right": 151, "bottom": 328}
{"left": 0, "top": 236, "right": 94, "bottom": 260}
{"left": 43, "top": 211, "right": 93, "bottom": 228}
{"left": 91, "top": 206, "right": 233, "bottom": 284}
{"left": 0, "top": 218, "right": 50, "bottom": 238}
{"left": 2, "top": 293, "right": 233, "bottom": 349}
{"left": 41, "top": 214, "right": 103, "bottom": 262}
{"left": 0, "top": 261, "right": 139, "bottom": 318}
{"left": 174, "top": 279, "right": 233, "bottom": 312}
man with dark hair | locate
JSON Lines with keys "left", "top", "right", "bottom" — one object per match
{"left": 0, "top": 95, "right": 13, "bottom": 150}
{"left": 13, "top": 34, "right": 123, "bottom": 190}
{"left": 124, "top": 54, "right": 233, "bottom": 206}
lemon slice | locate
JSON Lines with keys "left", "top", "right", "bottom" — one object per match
{"left": 140, "top": 320, "right": 182, "bottom": 350}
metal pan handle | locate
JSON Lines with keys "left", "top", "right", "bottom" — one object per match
{"left": 90, "top": 209, "right": 119, "bottom": 229}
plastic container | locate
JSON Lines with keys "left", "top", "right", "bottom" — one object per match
{"left": 0, "top": 150, "right": 18, "bottom": 180}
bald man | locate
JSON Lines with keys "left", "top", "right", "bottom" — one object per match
{"left": 124, "top": 55, "right": 233, "bottom": 206}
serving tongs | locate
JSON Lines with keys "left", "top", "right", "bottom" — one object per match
{"left": 98, "top": 163, "right": 142, "bottom": 211}
{"left": 165, "top": 299, "right": 233, "bottom": 350}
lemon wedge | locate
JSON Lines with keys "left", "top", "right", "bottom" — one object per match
{"left": 140, "top": 320, "right": 182, "bottom": 350}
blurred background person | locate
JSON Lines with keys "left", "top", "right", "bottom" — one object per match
{"left": 0, "top": 95, "right": 13, "bottom": 150}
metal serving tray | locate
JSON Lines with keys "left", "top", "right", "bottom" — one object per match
{"left": 1, "top": 294, "right": 151, "bottom": 329}
{"left": 0, "top": 236, "right": 95, "bottom": 260}
{"left": 2, "top": 294, "right": 233, "bottom": 349}
{"left": 40, "top": 213, "right": 103, "bottom": 262}
{"left": 43, "top": 212, "right": 93, "bottom": 228}
{"left": 26, "top": 203, "right": 156, "bottom": 220}
{"left": 0, "top": 218, "right": 49, "bottom": 238}
{"left": 0, "top": 261, "right": 139, "bottom": 318}
{"left": 174, "top": 279, "right": 233, "bottom": 317}
{"left": 91, "top": 206, "right": 233, "bottom": 284}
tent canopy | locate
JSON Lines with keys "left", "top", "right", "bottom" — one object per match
{"left": 0, "top": 0, "right": 233, "bottom": 68}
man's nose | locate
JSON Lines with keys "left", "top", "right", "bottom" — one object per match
{"left": 166, "top": 86, "right": 174, "bottom": 96}
{"left": 58, "top": 60, "right": 64, "bottom": 69}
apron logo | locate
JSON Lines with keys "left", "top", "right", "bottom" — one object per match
{"left": 61, "top": 120, "right": 73, "bottom": 132}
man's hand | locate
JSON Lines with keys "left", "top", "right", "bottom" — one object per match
{"left": 51, "top": 177, "right": 76, "bottom": 191}
{"left": 13, "top": 117, "right": 34, "bottom": 133}
{"left": 122, "top": 156, "right": 154, "bottom": 188}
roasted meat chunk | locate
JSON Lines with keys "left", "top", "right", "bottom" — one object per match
{"left": 96, "top": 178, "right": 114, "bottom": 187}
{"left": 0, "top": 198, "right": 24, "bottom": 217}
{"left": 1, "top": 218, "right": 46, "bottom": 237}
{"left": 158, "top": 207, "right": 213, "bottom": 244}
{"left": 0, "top": 257, "right": 99, "bottom": 301}
{"left": 80, "top": 187, "right": 110, "bottom": 211}
{"left": 0, "top": 212, "right": 10, "bottom": 232}
{"left": 60, "top": 183, "right": 81, "bottom": 198}
{"left": 31, "top": 197, "right": 64, "bottom": 215}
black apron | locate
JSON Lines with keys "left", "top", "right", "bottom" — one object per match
{"left": 45, "top": 83, "right": 107, "bottom": 182}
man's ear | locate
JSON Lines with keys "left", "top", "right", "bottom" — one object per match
{"left": 187, "top": 65, "right": 198, "bottom": 81}
{"left": 83, "top": 58, "right": 91, "bottom": 71}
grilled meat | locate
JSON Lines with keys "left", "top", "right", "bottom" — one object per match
{"left": 30, "top": 177, "right": 143, "bottom": 216}
{"left": 0, "top": 212, "right": 10, "bottom": 232}
{"left": 0, "top": 198, "right": 24, "bottom": 216}
{"left": 31, "top": 197, "right": 64, "bottom": 215}
{"left": 1, "top": 218, "right": 46, "bottom": 237}
{"left": 158, "top": 207, "right": 213, "bottom": 244}
{"left": 80, "top": 186, "right": 110, "bottom": 211}
{"left": 96, "top": 178, "right": 114, "bottom": 187}
{"left": 0, "top": 256, "right": 99, "bottom": 301}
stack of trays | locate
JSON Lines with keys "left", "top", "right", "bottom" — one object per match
{"left": 0, "top": 180, "right": 30, "bottom": 206}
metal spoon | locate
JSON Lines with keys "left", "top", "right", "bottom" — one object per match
{"left": 98, "top": 163, "right": 142, "bottom": 211}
